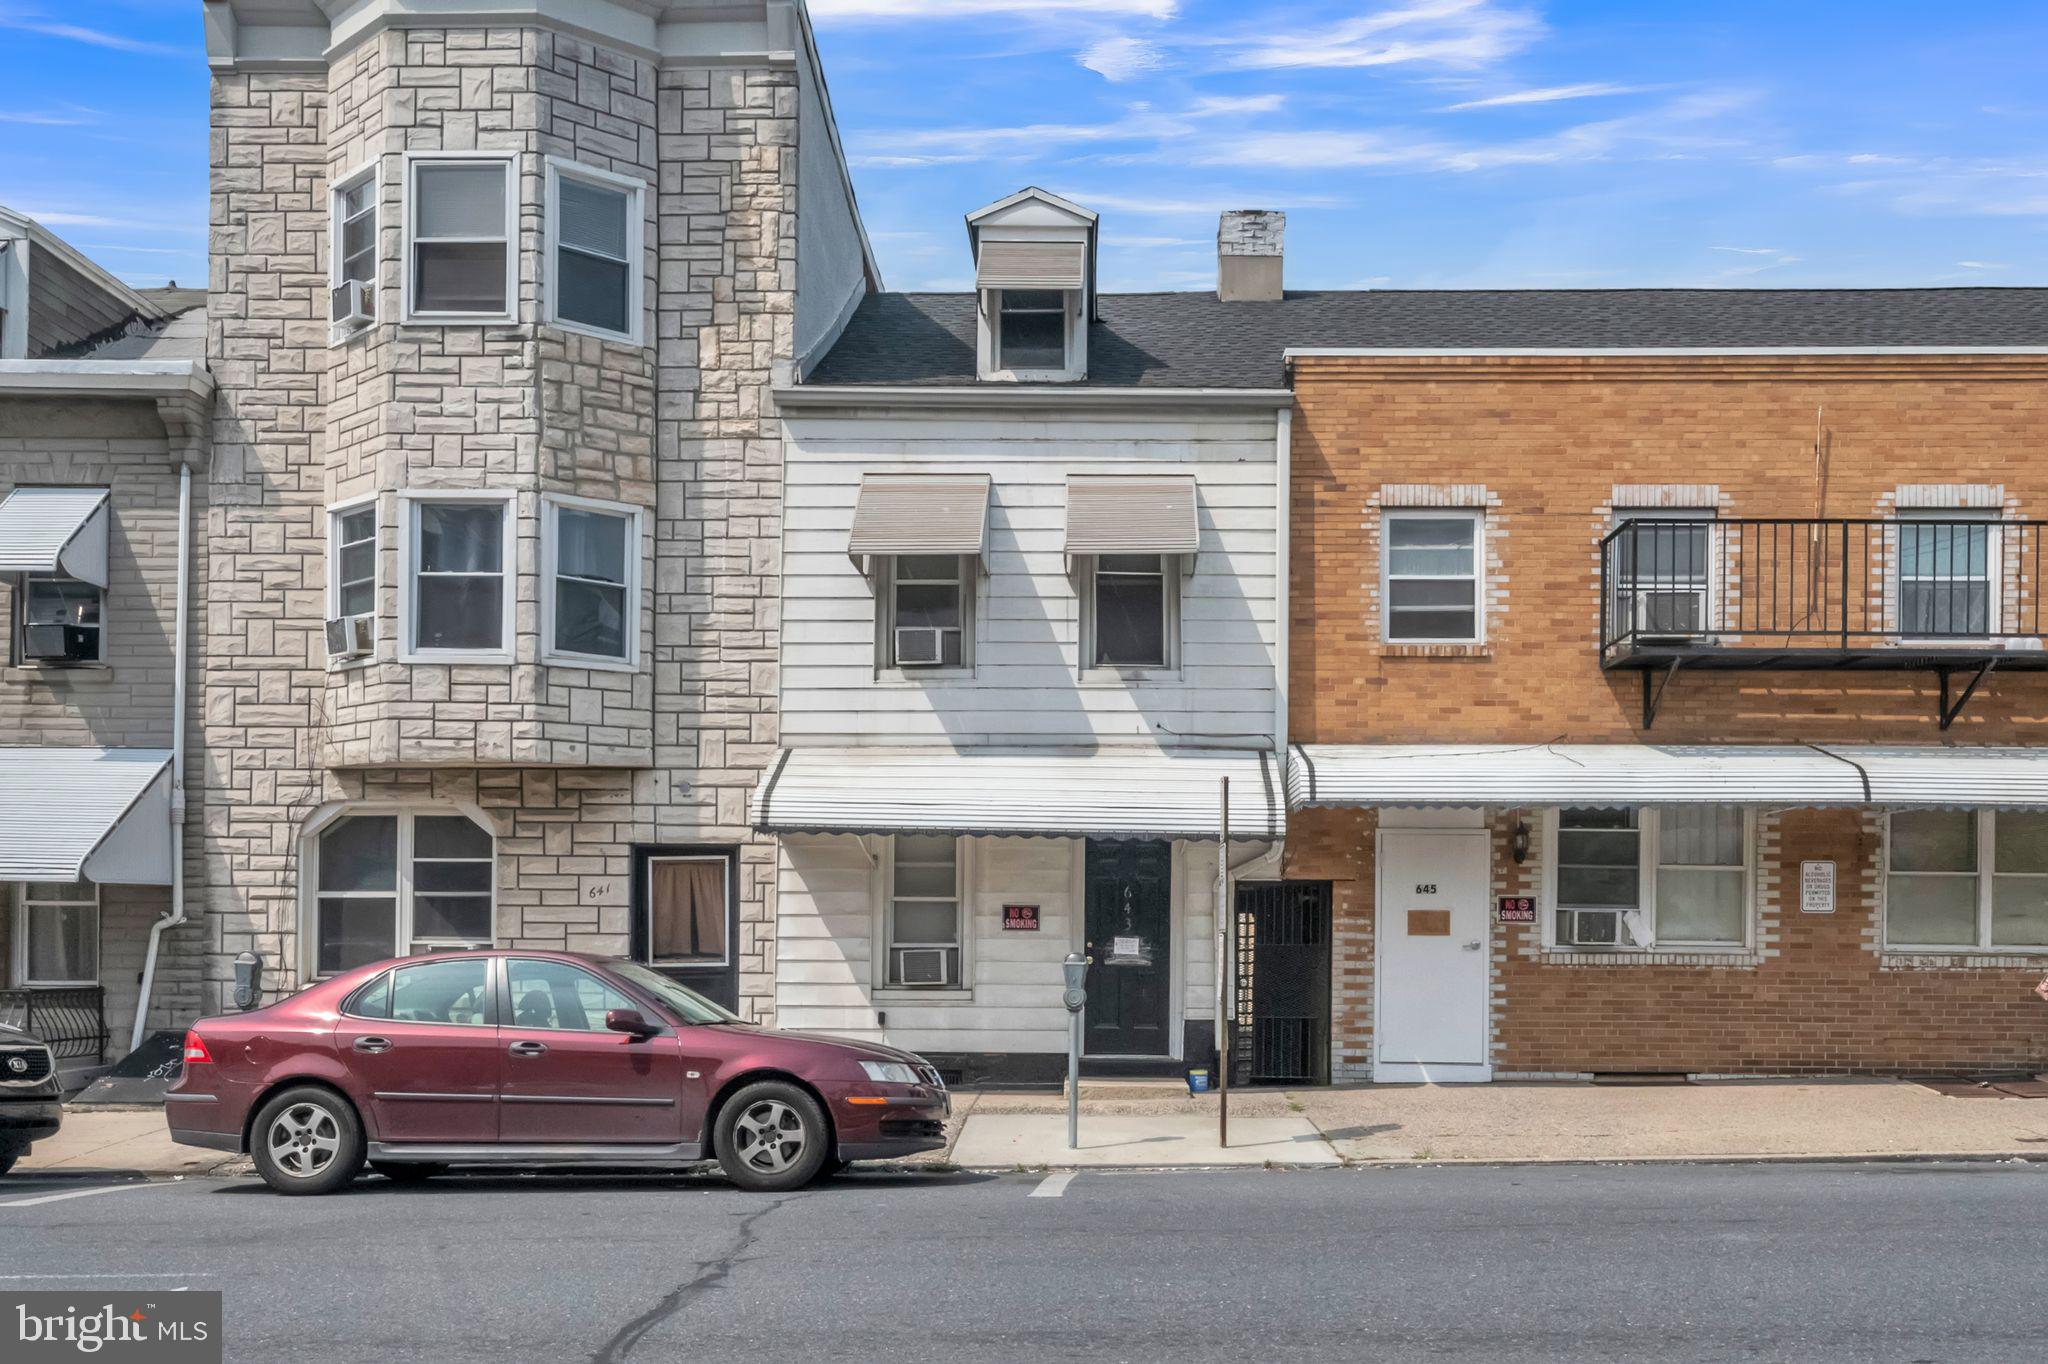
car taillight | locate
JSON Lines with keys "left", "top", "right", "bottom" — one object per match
{"left": 182, "top": 1032, "right": 213, "bottom": 1065}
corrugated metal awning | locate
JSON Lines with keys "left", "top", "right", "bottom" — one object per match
{"left": 0, "top": 747, "right": 175, "bottom": 884}
{"left": 1289, "top": 742, "right": 2048, "bottom": 810}
{"left": 1065, "top": 476, "right": 1200, "bottom": 557}
{"left": 754, "top": 747, "right": 1284, "bottom": 840}
{"left": 976, "top": 240, "right": 1087, "bottom": 291}
{"left": 0, "top": 487, "right": 110, "bottom": 586}
{"left": 847, "top": 474, "right": 991, "bottom": 559}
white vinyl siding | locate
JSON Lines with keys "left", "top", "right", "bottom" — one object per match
{"left": 780, "top": 409, "right": 1280, "bottom": 746}
{"left": 1886, "top": 809, "right": 2048, "bottom": 951}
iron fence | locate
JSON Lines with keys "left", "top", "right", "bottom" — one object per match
{"left": 0, "top": 985, "right": 107, "bottom": 1063}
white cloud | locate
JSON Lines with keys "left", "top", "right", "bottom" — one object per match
{"left": 1057, "top": 188, "right": 1345, "bottom": 215}
{"left": 1188, "top": 94, "right": 1286, "bottom": 117}
{"left": 1228, "top": 0, "right": 1541, "bottom": 72}
{"left": 0, "top": 14, "right": 190, "bottom": 56}
{"left": 1710, "top": 246, "right": 1783, "bottom": 256}
{"left": 20, "top": 209, "right": 205, "bottom": 234}
{"left": 812, "top": 0, "right": 1177, "bottom": 18}
{"left": 1079, "top": 35, "right": 1166, "bottom": 82}
{"left": 850, "top": 95, "right": 1280, "bottom": 168}
{"left": 1955, "top": 260, "right": 2009, "bottom": 269}
{"left": 0, "top": 107, "right": 97, "bottom": 126}
{"left": 1444, "top": 82, "right": 1648, "bottom": 111}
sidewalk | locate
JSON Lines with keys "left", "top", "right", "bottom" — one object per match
{"left": 12, "top": 1078, "right": 2048, "bottom": 1179}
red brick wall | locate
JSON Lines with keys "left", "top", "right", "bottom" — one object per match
{"left": 1288, "top": 354, "right": 2048, "bottom": 1076}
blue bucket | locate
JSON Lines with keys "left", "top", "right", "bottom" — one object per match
{"left": 1186, "top": 1068, "right": 1212, "bottom": 1094}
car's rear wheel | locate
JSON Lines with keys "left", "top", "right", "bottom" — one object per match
{"left": 369, "top": 1161, "right": 447, "bottom": 1185}
{"left": 714, "top": 1081, "right": 829, "bottom": 1193}
{"left": 251, "top": 1086, "right": 364, "bottom": 1196}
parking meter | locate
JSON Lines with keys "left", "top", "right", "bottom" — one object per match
{"left": 1063, "top": 953, "right": 1088, "bottom": 1148}
{"left": 233, "top": 951, "right": 264, "bottom": 1011}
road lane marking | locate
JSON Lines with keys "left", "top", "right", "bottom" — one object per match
{"left": 1030, "top": 1172, "right": 1076, "bottom": 1198}
{"left": 0, "top": 1183, "right": 159, "bottom": 1209}
{"left": 0, "top": 1274, "right": 215, "bottom": 1280}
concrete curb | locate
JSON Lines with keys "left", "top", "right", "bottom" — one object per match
{"left": 950, "top": 1150, "right": 2048, "bottom": 1173}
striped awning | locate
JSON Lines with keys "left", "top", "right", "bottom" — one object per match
{"left": 847, "top": 474, "right": 991, "bottom": 560}
{"left": 1288, "top": 743, "right": 2048, "bottom": 811}
{"left": 1065, "top": 476, "right": 1200, "bottom": 557}
{"left": 976, "top": 240, "right": 1087, "bottom": 292}
{"left": 0, "top": 487, "right": 110, "bottom": 587}
{"left": 0, "top": 747, "right": 175, "bottom": 884}
{"left": 754, "top": 746, "right": 1284, "bottom": 841}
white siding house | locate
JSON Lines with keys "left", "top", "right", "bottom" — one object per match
{"left": 762, "top": 192, "right": 1295, "bottom": 1082}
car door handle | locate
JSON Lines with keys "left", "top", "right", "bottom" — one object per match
{"left": 508, "top": 1041, "right": 548, "bottom": 1058}
{"left": 353, "top": 1036, "right": 392, "bottom": 1054}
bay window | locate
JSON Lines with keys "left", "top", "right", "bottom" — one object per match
{"left": 546, "top": 160, "right": 642, "bottom": 342}
{"left": 1887, "top": 809, "right": 2048, "bottom": 950}
{"left": 312, "top": 810, "right": 495, "bottom": 975}
{"left": 1551, "top": 805, "right": 1749, "bottom": 950}
{"left": 402, "top": 493, "right": 513, "bottom": 661}
{"left": 14, "top": 881, "right": 98, "bottom": 986}
{"left": 329, "top": 501, "right": 376, "bottom": 620}
{"left": 406, "top": 155, "right": 514, "bottom": 322}
{"left": 543, "top": 495, "right": 639, "bottom": 667}
{"left": 886, "top": 834, "right": 963, "bottom": 988}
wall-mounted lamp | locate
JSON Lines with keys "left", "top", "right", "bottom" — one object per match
{"left": 1510, "top": 819, "right": 1531, "bottom": 865}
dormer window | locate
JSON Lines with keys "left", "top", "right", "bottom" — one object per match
{"left": 967, "top": 188, "right": 1097, "bottom": 383}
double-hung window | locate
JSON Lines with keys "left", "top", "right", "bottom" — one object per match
{"left": 1897, "top": 512, "right": 1995, "bottom": 638}
{"left": 1383, "top": 511, "right": 1481, "bottom": 643}
{"left": 14, "top": 881, "right": 98, "bottom": 986}
{"left": 1887, "top": 809, "right": 2048, "bottom": 950}
{"left": 312, "top": 810, "right": 495, "bottom": 975}
{"left": 885, "top": 555, "right": 971, "bottom": 669}
{"left": 329, "top": 501, "right": 376, "bottom": 618}
{"left": 330, "top": 165, "right": 377, "bottom": 328}
{"left": 1611, "top": 510, "right": 1714, "bottom": 639}
{"left": 1091, "top": 554, "right": 1175, "bottom": 668}
{"left": 995, "top": 289, "right": 1069, "bottom": 372}
{"left": 546, "top": 160, "right": 641, "bottom": 342}
{"left": 887, "top": 834, "right": 963, "bottom": 988}
{"left": 543, "top": 495, "right": 639, "bottom": 667}
{"left": 1552, "top": 805, "right": 1749, "bottom": 950}
{"left": 406, "top": 155, "right": 514, "bottom": 322}
{"left": 19, "top": 576, "right": 103, "bottom": 664}
{"left": 402, "top": 493, "right": 513, "bottom": 661}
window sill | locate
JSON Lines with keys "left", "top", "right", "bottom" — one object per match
{"left": 1379, "top": 642, "right": 1490, "bottom": 659}
{"left": 1079, "top": 666, "right": 1180, "bottom": 684}
{"left": 328, "top": 322, "right": 375, "bottom": 349}
{"left": 398, "top": 650, "right": 515, "bottom": 666}
{"left": 400, "top": 312, "right": 518, "bottom": 328}
{"left": 1539, "top": 946, "right": 1760, "bottom": 968}
{"left": 1881, "top": 949, "right": 2048, "bottom": 967}
{"left": 873, "top": 987, "right": 975, "bottom": 1004}
{"left": 543, "top": 318, "right": 647, "bottom": 349}
{"left": 542, "top": 651, "right": 639, "bottom": 674}
{"left": 6, "top": 663, "right": 112, "bottom": 681}
{"left": 876, "top": 667, "right": 975, "bottom": 684}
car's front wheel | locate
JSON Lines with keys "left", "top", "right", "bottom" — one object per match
{"left": 714, "top": 1081, "right": 830, "bottom": 1193}
{"left": 251, "top": 1086, "right": 365, "bottom": 1195}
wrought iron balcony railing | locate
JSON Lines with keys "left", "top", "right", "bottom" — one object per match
{"left": 1597, "top": 517, "right": 2048, "bottom": 728}
{"left": 0, "top": 985, "right": 108, "bottom": 1064}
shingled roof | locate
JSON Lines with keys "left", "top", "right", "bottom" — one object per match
{"left": 803, "top": 288, "right": 2048, "bottom": 391}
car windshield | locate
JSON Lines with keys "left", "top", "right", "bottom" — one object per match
{"left": 606, "top": 961, "right": 743, "bottom": 1025}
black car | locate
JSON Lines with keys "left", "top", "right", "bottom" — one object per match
{"left": 0, "top": 1023, "right": 61, "bottom": 1177}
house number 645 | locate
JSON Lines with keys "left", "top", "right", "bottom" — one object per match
{"left": 1415, "top": 883, "right": 1438, "bottom": 895}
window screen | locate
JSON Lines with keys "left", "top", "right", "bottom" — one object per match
{"left": 553, "top": 173, "right": 633, "bottom": 336}
{"left": 411, "top": 161, "right": 509, "bottom": 316}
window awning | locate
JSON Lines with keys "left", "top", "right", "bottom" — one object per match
{"left": 847, "top": 474, "right": 991, "bottom": 562}
{"left": 753, "top": 747, "right": 1285, "bottom": 841}
{"left": 976, "top": 240, "right": 1087, "bottom": 291}
{"left": 0, "top": 747, "right": 175, "bottom": 884}
{"left": 1288, "top": 743, "right": 2048, "bottom": 811}
{"left": 1064, "top": 476, "right": 1200, "bottom": 558}
{"left": 0, "top": 487, "right": 110, "bottom": 587}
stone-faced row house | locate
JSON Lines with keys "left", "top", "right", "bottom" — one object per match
{"left": 3, "top": 0, "right": 2045, "bottom": 1090}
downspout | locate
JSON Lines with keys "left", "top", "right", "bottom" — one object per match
{"left": 130, "top": 461, "right": 191, "bottom": 1053}
{"left": 1273, "top": 403, "right": 1291, "bottom": 772}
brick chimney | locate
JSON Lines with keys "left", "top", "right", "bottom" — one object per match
{"left": 1217, "top": 210, "right": 1284, "bottom": 302}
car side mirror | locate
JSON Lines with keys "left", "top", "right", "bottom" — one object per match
{"left": 605, "top": 1008, "right": 659, "bottom": 1040}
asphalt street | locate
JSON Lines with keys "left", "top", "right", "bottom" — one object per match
{"left": 3, "top": 1160, "right": 2045, "bottom": 1363}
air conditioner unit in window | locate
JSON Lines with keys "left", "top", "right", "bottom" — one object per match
{"left": 330, "top": 279, "right": 374, "bottom": 327}
{"left": 893, "top": 626, "right": 944, "bottom": 667}
{"left": 1559, "top": 909, "right": 1629, "bottom": 948}
{"left": 894, "top": 947, "right": 951, "bottom": 987}
{"left": 324, "top": 614, "right": 374, "bottom": 660}
{"left": 1620, "top": 586, "right": 1711, "bottom": 641}
{"left": 22, "top": 624, "right": 96, "bottom": 663}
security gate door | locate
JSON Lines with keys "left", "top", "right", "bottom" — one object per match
{"left": 1084, "top": 839, "right": 1172, "bottom": 1056}
{"left": 1232, "top": 881, "right": 1332, "bottom": 1086}
{"left": 1375, "top": 829, "right": 1492, "bottom": 1083}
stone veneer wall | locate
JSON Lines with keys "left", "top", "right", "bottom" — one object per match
{"left": 198, "top": 32, "right": 797, "bottom": 1024}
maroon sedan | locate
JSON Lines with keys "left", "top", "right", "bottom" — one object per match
{"left": 165, "top": 950, "right": 948, "bottom": 1195}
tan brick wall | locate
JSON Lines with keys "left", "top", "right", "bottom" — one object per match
{"left": 1288, "top": 354, "right": 2048, "bottom": 1075}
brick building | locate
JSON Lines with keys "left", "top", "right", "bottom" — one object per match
{"left": 1284, "top": 332, "right": 2048, "bottom": 1081}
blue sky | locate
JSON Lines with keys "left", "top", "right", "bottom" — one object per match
{"left": 4, "top": 0, "right": 2045, "bottom": 294}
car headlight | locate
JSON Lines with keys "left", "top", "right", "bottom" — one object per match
{"left": 859, "top": 1061, "right": 921, "bottom": 1084}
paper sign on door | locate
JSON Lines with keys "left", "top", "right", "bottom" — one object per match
{"left": 1407, "top": 909, "right": 1451, "bottom": 937}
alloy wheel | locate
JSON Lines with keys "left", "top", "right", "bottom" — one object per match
{"left": 267, "top": 1102, "right": 341, "bottom": 1180}
{"left": 733, "top": 1099, "right": 807, "bottom": 1174}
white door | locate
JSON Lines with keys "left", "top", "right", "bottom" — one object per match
{"left": 1375, "top": 829, "right": 1492, "bottom": 1083}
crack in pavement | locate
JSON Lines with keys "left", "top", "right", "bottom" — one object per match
{"left": 589, "top": 1197, "right": 789, "bottom": 1364}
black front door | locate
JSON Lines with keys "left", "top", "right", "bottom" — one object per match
{"left": 1084, "top": 839, "right": 1172, "bottom": 1056}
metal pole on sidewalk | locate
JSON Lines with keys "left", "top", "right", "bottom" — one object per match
{"left": 1068, "top": 1008, "right": 1080, "bottom": 1150}
{"left": 1217, "top": 776, "right": 1230, "bottom": 1149}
